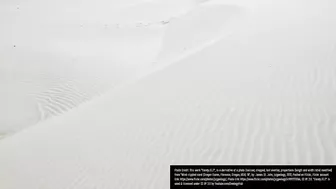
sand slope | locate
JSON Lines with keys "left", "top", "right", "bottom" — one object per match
{"left": 0, "top": 25, "right": 163, "bottom": 135}
{"left": 0, "top": 0, "right": 232, "bottom": 136}
{"left": 1, "top": 0, "right": 190, "bottom": 135}
{"left": 1, "top": 0, "right": 336, "bottom": 188}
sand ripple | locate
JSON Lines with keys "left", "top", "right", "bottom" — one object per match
{"left": 0, "top": 0, "right": 336, "bottom": 188}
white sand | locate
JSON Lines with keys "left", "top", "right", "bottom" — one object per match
{"left": 1, "top": 0, "right": 206, "bottom": 135}
{"left": 1, "top": 0, "right": 336, "bottom": 188}
{"left": 154, "top": 3, "right": 247, "bottom": 67}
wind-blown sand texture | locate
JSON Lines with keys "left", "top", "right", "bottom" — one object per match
{"left": 1, "top": 0, "right": 206, "bottom": 135}
{"left": 1, "top": 0, "right": 336, "bottom": 188}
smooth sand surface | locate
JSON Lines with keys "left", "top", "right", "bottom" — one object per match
{"left": 154, "top": 3, "right": 246, "bottom": 67}
{"left": 1, "top": 0, "right": 336, "bottom": 188}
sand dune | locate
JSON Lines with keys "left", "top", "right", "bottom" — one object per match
{"left": 0, "top": 0, "right": 233, "bottom": 136}
{"left": 0, "top": 0, "right": 336, "bottom": 188}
